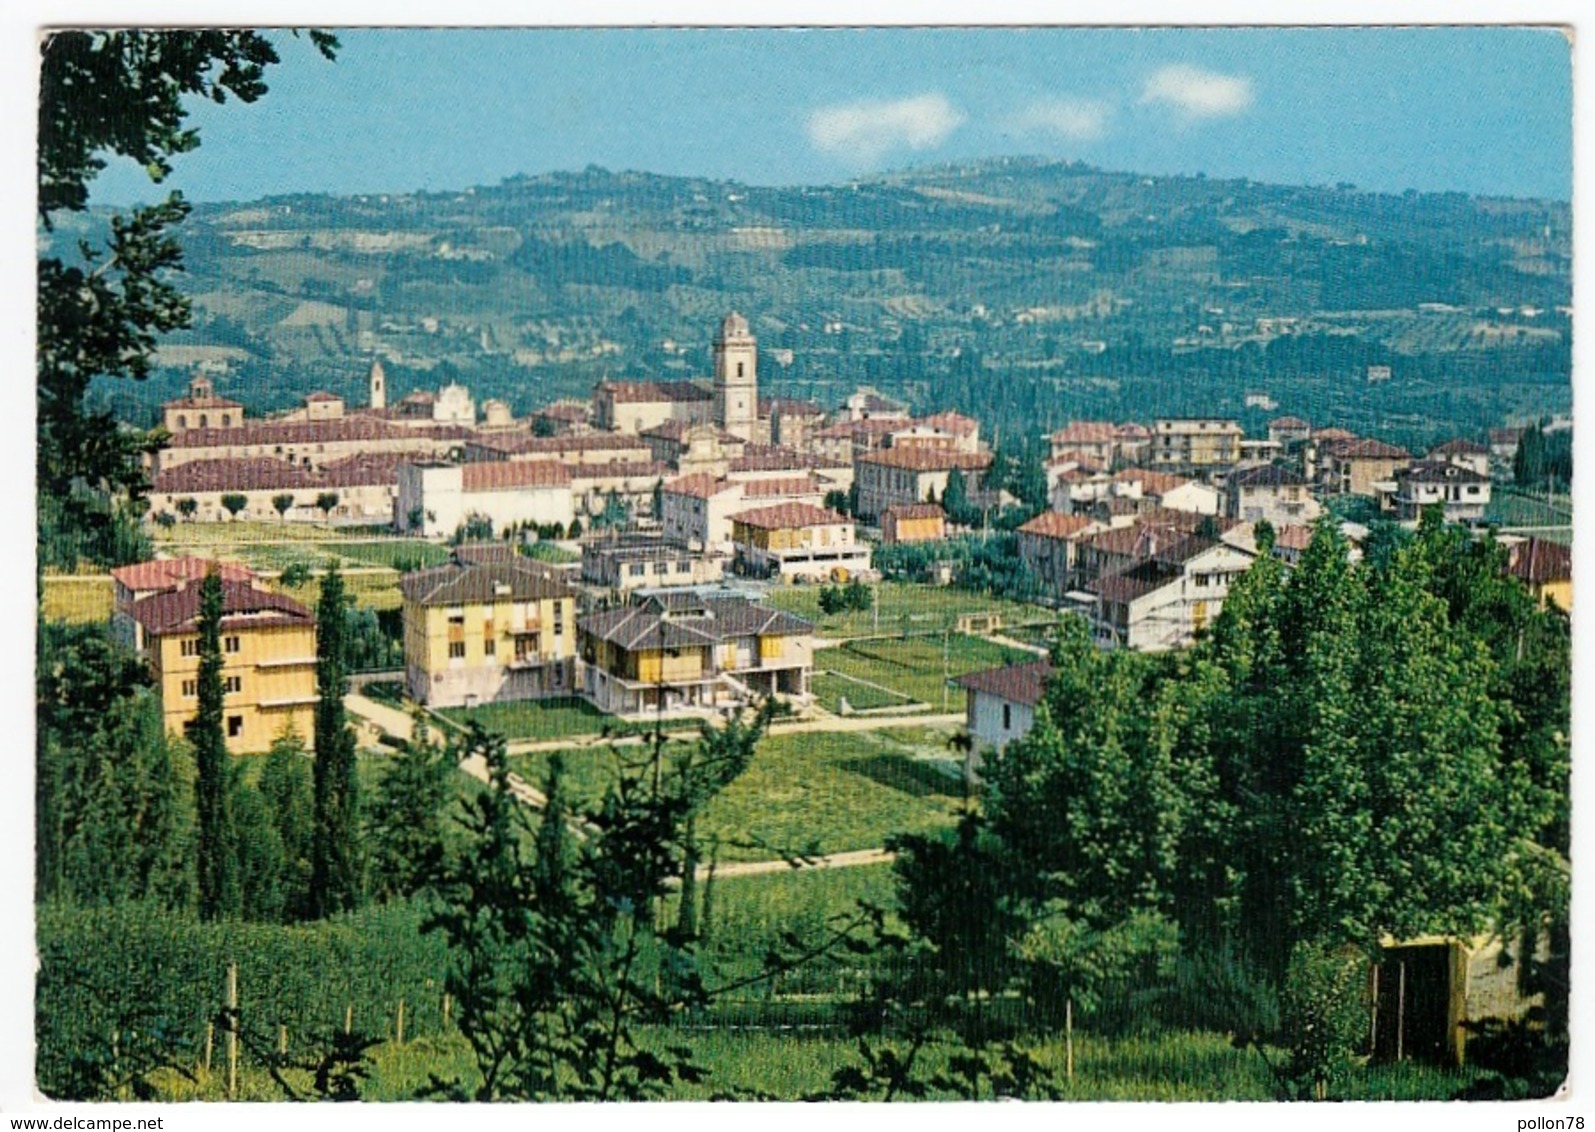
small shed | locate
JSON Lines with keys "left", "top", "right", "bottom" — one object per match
{"left": 1369, "top": 931, "right": 1550, "bottom": 1066}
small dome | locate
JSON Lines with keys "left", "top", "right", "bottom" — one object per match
{"left": 718, "top": 311, "right": 751, "bottom": 339}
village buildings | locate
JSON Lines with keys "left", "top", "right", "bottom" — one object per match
{"left": 728, "top": 502, "right": 871, "bottom": 582}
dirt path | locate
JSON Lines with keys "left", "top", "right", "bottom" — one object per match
{"left": 701, "top": 847, "right": 894, "bottom": 880}
{"left": 499, "top": 710, "right": 965, "bottom": 754}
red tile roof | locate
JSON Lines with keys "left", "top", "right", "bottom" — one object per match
{"left": 914, "top": 411, "right": 980, "bottom": 437}
{"left": 743, "top": 475, "right": 823, "bottom": 498}
{"left": 597, "top": 380, "right": 712, "bottom": 404}
{"left": 883, "top": 503, "right": 945, "bottom": 521}
{"left": 1051, "top": 421, "right": 1118, "bottom": 444}
{"left": 304, "top": 391, "right": 342, "bottom": 403}
{"left": 1269, "top": 416, "right": 1310, "bottom": 429}
{"left": 468, "top": 433, "right": 647, "bottom": 458}
{"left": 858, "top": 448, "right": 993, "bottom": 472}
{"left": 460, "top": 460, "right": 572, "bottom": 491}
{"left": 154, "top": 457, "right": 315, "bottom": 494}
{"left": 729, "top": 502, "right": 850, "bottom": 530}
{"left": 663, "top": 472, "right": 731, "bottom": 500}
{"left": 1506, "top": 537, "right": 1572, "bottom": 585}
{"left": 167, "top": 415, "right": 472, "bottom": 449}
{"left": 129, "top": 579, "right": 313, "bottom": 635}
{"left": 731, "top": 445, "right": 828, "bottom": 473}
{"left": 1018, "top": 512, "right": 1094, "bottom": 540}
{"left": 112, "top": 556, "right": 254, "bottom": 593}
{"left": 1428, "top": 438, "right": 1489, "bottom": 456}
{"left": 1325, "top": 437, "right": 1410, "bottom": 460}
{"left": 955, "top": 660, "right": 1052, "bottom": 707}
{"left": 1114, "top": 468, "right": 1192, "bottom": 495}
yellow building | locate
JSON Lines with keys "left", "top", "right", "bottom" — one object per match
{"left": 1505, "top": 537, "right": 1572, "bottom": 614}
{"left": 400, "top": 544, "right": 580, "bottom": 708}
{"left": 1149, "top": 418, "right": 1243, "bottom": 470}
{"left": 729, "top": 501, "right": 871, "bottom": 582}
{"left": 128, "top": 576, "right": 318, "bottom": 754}
{"left": 881, "top": 503, "right": 947, "bottom": 545}
{"left": 578, "top": 591, "right": 813, "bottom": 717}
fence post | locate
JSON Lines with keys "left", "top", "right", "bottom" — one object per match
{"left": 396, "top": 999, "right": 405, "bottom": 1045}
{"left": 1396, "top": 961, "right": 1407, "bottom": 1063}
{"left": 1066, "top": 998, "right": 1074, "bottom": 1081}
{"left": 227, "top": 962, "right": 239, "bottom": 1100}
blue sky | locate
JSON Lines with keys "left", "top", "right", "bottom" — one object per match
{"left": 81, "top": 25, "right": 1575, "bottom": 207}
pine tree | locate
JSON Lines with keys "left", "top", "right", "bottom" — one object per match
{"left": 311, "top": 564, "right": 361, "bottom": 917}
{"left": 194, "top": 567, "right": 238, "bottom": 920}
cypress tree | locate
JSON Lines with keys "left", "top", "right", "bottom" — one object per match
{"left": 311, "top": 564, "right": 362, "bottom": 917}
{"left": 194, "top": 567, "right": 239, "bottom": 920}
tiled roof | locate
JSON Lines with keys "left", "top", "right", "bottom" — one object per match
{"left": 304, "top": 391, "right": 342, "bottom": 403}
{"left": 1325, "top": 437, "right": 1410, "bottom": 460}
{"left": 317, "top": 452, "right": 414, "bottom": 487}
{"left": 166, "top": 415, "right": 472, "bottom": 449}
{"left": 955, "top": 660, "right": 1053, "bottom": 707}
{"left": 164, "top": 394, "right": 244, "bottom": 411}
{"left": 1018, "top": 512, "right": 1094, "bottom": 540}
{"left": 1114, "top": 468, "right": 1193, "bottom": 495}
{"left": 400, "top": 557, "right": 574, "bottom": 606}
{"left": 858, "top": 448, "right": 993, "bottom": 472}
{"left": 1086, "top": 572, "right": 1168, "bottom": 603}
{"left": 767, "top": 398, "right": 826, "bottom": 418}
{"left": 1269, "top": 416, "right": 1311, "bottom": 429}
{"left": 578, "top": 596, "right": 811, "bottom": 651}
{"left": 1506, "top": 537, "right": 1572, "bottom": 585}
{"left": 129, "top": 579, "right": 313, "bottom": 635}
{"left": 1428, "top": 438, "right": 1489, "bottom": 456}
{"left": 663, "top": 473, "right": 732, "bottom": 500}
{"left": 534, "top": 402, "right": 593, "bottom": 422}
{"left": 597, "top": 380, "right": 713, "bottom": 404}
{"left": 1116, "top": 422, "right": 1152, "bottom": 439}
{"left": 1311, "top": 427, "right": 1359, "bottom": 443}
{"left": 460, "top": 460, "right": 572, "bottom": 491}
{"left": 1229, "top": 464, "right": 1308, "bottom": 488}
{"left": 1051, "top": 421, "right": 1118, "bottom": 444}
{"left": 729, "top": 502, "right": 849, "bottom": 530}
{"left": 468, "top": 433, "right": 647, "bottom": 457}
{"left": 568, "top": 461, "right": 672, "bottom": 481}
{"left": 743, "top": 475, "right": 823, "bottom": 499}
{"left": 1274, "top": 524, "right": 1315, "bottom": 552}
{"left": 640, "top": 420, "right": 744, "bottom": 444}
{"left": 914, "top": 411, "right": 980, "bottom": 437}
{"left": 731, "top": 445, "right": 827, "bottom": 473}
{"left": 883, "top": 503, "right": 945, "bottom": 521}
{"left": 152, "top": 454, "right": 408, "bottom": 494}
{"left": 112, "top": 556, "right": 254, "bottom": 593}
{"left": 1397, "top": 460, "right": 1489, "bottom": 485}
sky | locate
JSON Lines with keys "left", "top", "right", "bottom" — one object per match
{"left": 81, "top": 25, "right": 1574, "bottom": 208}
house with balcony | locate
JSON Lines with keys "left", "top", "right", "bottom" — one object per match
{"left": 1080, "top": 530, "right": 1255, "bottom": 652}
{"left": 1224, "top": 464, "right": 1324, "bottom": 527}
{"left": 729, "top": 502, "right": 872, "bottom": 582}
{"left": 577, "top": 592, "right": 814, "bottom": 717}
{"left": 1390, "top": 461, "right": 1492, "bottom": 524}
{"left": 400, "top": 545, "right": 579, "bottom": 708}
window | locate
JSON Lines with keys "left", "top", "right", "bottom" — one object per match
{"left": 177, "top": 415, "right": 187, "bottom": 430}
{"left": 628, "top": 563, "right": 644, "bottom": 577}
{"left": 224, "top": 676, "right": 242, "bottom": 694}
{"left": 449, "top": 641, "right": 466, "bottom": 659}
{"left": 199, "top": 414, "right": 209, "bottom": 428}
{"left": 484, "top": 638, "right": 496, "bottom": 656}
{"left": 181, "top": 679, "right": 197, "bottom": 698}
{"left": 224, "top": 635, "right": 240, "bottom": 654}
{"left": 227, "top": 716, "right": 244, "bottom": 738}
{"left": 180, "top": 638, "right": 200, "bottom": 657}
{"left": 1003, "top": 703, "right": 1012, "bottom": 730}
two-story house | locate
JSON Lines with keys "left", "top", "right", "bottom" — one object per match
{"left": 729, "top": 502, "right": 872, "bottom": 582}
{"left": 1392, "top": 461, "right": 1492, "bottom": 524}
{"left": 1224, "top": 464, "right": 1324, "bottom": 527}
{"left": 577, "top": 592, "right": 814, "bottom": 717}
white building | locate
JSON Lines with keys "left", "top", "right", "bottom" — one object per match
{"left": 433, "top": 383, "right": 476, "bottom": 425}
{"left": 955, "top": 660, "right": 1053, "bottom": 756}
{"left": 397, "top": 460, "right": 574, "bottom": 538}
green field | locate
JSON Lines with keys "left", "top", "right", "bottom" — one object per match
{"left": 440, "top": 695, "right": 657, "bottom": 743}
{"left": 39, "top": 576, "right": 115, "bottom": 623}
{"left": 511, "top": 727, "right": 964, "bottom": 863}
{"left": 765, "top": 581, "right": 1057, "bottom": 639}
{"left": 815, "top": 633, "right": 1036, "bottom": 710}
{"left": 811, "top": 671, "right": 914, "bottom": 714}
{"left": 1487, "top": 487, "right": 1573, "bottom": 542}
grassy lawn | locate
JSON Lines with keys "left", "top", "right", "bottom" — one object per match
{"left": 811, "top": 671, "right": 914, "bottom": 714}
{"left": 331, "top": 541, "right": 453, "bottom": 570}
{"left": 765, "top": 580, "right": 1057, "bottom": 639}
{"left": 510, "top": 727, "right": 964, "bottom": 863}
{"left": 816, "top": 633, "right": 1034, "bottom": 709}
{"left": 440, "top": 695, "right": 658, "bottom": 742}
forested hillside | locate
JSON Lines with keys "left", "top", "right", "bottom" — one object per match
{"left": 52, "top": 159, "right": 1570, "bottom": 449}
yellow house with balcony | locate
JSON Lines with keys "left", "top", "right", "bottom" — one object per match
{"left": 577, "top": 591, "right": 813, "bottom": 717}
{"left": 400, "top": 544, "right": 580, "bottom": 708}
{"left": 128, "top": 576, "right": 318, "bottom": 754}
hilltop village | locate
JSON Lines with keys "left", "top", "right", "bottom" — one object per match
{"left": 105, "top": 311, "right": 1570, "bottom": 757}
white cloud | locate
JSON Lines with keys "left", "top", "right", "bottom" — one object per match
{"left": 1140, "top": 64, "right": 1254, "bottom": 120}
{"left": 806, "top": 94, "right": 965, "bottom": 165}
{"left": 1014, "top": 97, "right": 1112, "bottom": 142}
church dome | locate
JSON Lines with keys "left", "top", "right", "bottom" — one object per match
{"left": 717, "top": 311, "right": 751, "bottom": 340}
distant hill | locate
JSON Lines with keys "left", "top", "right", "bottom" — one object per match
{"left": 56, "top": 158, "right": 1571, "bottom": 450}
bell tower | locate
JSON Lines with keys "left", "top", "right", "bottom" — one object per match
{"left": 713, "top": 312, "right": 757, "bottom": 442}
{"left": 369, "top": 358, "right": 387, "bottom": 410}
